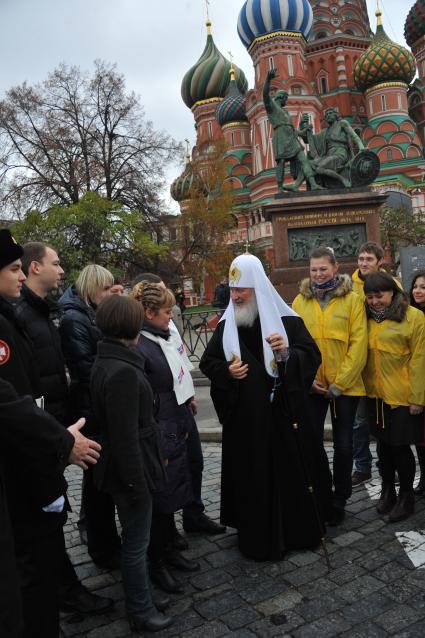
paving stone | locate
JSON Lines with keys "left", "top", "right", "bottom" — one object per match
{"left": 293, "top": 592, "right": 346, "bottom": 623}
{"left": 205, "top": 547, "right": 241, "bottom": 568}
{"left": 255, "top": 589, "right": 304, "bottom": 615}
{"left": 220, "top": 606, "right": 261, "bottom": 629}
{"left": 292, "top": 611, "right": 352, "bottom": 637}
{"left": 384, "top": 579, "right": 421, "bottom": 604}
{"left": 374, "top": 604, "right": 422, "bottom": 633}
{"left": 284, "top": 561, "right": 329, "bottom": 586}
{"left": 179, "top": 619, "right": 229, "bottom": 637}
{"left": 81, "top": 573, "right": 116, "bottom": 589}
{"left": 328, "top": 562, "right": 366, "bottom": 585}
{"left": 61, "top": 614, "right": 107, "bottom": 637}
{"left": 288, "top": 551, "right": 321, "bottom": 567}
{"left": 86, "top": 619, "right": 129, "bottom": 637}
{"left": 194, "top": 592, "right": 244, "bottom": 620}
{"left": 331, "top": 531, "right": 364, "bottom": 547}
{"left": 340, "top": 621, "right": 388, "bottom": 637}
{"left": 248, "top": 611, "right": 305, "bottom": 635}
{"left": 336, "top": 574, "right": 385, "bottom": 603}
{"left": 394, "top": 621, "right": 425, "bottom": 638}
{"left": 238, "top": 579, "right": 289, "bottom": 605}
{"left": 373, "top": 559, "right": 413, "bottom": 583}
{"left": 190, "top": 567, "right": 231, "bottom": 591}
{"left": 339, "top": 591, "right": 394, "bottom": 624}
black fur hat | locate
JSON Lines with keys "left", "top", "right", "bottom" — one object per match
{"left": 0, "top": 228, "right": 24, "bottom": 270}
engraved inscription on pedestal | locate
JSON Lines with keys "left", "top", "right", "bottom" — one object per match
{"left": 288, "top": 224, "right": 366, "bottom": 261}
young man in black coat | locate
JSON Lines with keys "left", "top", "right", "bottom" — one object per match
{"left": 0, "top": 377, "right": 102, "bottom": 638}
{"left": 14, "top": 241, "right": 113, "bottom": 616}
{"left": 0, "top": 229, "right": 104, "bottom": 638}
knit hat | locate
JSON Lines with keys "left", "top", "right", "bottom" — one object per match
{"left": 0, "top": 229, "right": 24, "bottom": 270}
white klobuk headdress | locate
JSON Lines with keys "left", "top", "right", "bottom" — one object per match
{"left": 220, "top": 254, "right": 298, "bottom": 377}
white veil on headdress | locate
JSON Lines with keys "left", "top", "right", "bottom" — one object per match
{"left": 220, "top": 254, "right": 298, "bottom": 377}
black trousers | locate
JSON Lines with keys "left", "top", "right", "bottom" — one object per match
{"left": 148, "top": 512, "right": 174, "bottom": 562}
{"left": 377, "top": 440, "right": 416, "bottom": 491}
{"left": 308, "top": 394, "right": 359, "bottom": 508}
{"left": 183, "top": 417, "right": 205, "bottom": 522}
{"left": 82, "top": 466, "right": 121, "bottom": 562}
{"left": 14, "top": 528, "right": 64, "bottom": 638}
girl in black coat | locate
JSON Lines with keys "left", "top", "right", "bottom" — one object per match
{"left": 91, "top": 295, "right": 171, "bottom": 633}
{"left": 410, "top": 270, "right": 425, "bottom": 495}
{"left": 132, "top": 283, "right": 199, "bottom": 594}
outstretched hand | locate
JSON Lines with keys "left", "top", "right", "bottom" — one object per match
{"left": 266, "top": 68, "right": 277, "bottom": 81}
{"left": 68, "top": 418, "right": 101, "bottom": 470}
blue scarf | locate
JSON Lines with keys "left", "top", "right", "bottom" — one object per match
{"left": 311, "top": 275, "right": 341, "bottom": 299}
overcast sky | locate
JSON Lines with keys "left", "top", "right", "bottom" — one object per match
{"left": 0, "top": 0, "right": 407, "bottom": 210}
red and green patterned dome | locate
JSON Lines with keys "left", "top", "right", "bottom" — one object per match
{"left": 170, "top": 148, "right": 194, "bottom": 202}
{"left": 354, "top": 9, "right": 416, "bottom": 92}
{"left": 181, "top": 21, "right": 247, "bottom": 110}
{"left": 216, "top": 68, "right": 247, "bottom": 126}
{"left": 405, "top": 0, "right": 425, "bottom": 47}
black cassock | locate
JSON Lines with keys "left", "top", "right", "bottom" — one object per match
{"left": 200, "top": 315, "right": 332, "bottom": 561}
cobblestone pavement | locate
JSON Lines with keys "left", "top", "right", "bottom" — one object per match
{"left": 62, "top": 443, "right": 425, "bottom": 637}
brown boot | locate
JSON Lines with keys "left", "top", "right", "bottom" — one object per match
{"left": 388, "top": 490, "right": 415, "bottom": 523}
{"left": 376, "top": 483, "right": 396, "bottom": 515}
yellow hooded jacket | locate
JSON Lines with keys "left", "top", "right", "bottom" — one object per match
{"left": 352, "top": 268, "right": 402, "bottom": 298}
{"left": 292, "top": 274, "right": 367, "bottom": 396}
{"left": 363, "top": 298, "right": 425, "bottom": 408}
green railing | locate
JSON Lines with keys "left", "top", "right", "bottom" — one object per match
{"left": 182, "top": 309, "right": 222, "bottom": 362}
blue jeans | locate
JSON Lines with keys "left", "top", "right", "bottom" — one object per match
{"left": 116, "top": 495, "right": 155, "bottom": 619}
{"left": 308, "top": 394, "right": 359, "bottom": 508}
{"left": 352, "top": 397, "right": 372, "bottom": 473}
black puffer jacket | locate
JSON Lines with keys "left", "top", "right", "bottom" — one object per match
{"left": 58, "top": 285, "right": 102, "bottom": 432}
{"left": 14, "top": 284, "right": 69, "bottom": 424}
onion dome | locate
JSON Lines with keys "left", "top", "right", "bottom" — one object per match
{"left": 216, "top": 66, "right": 248, "bottom": 126}
{"left": 354, "top": 8, "right": 416, "bottom": 92}
{"left": 237, "top": 0, "right": 313, "bottom": 49}
{"left": 181, "top": 20, "right": 248, "bottom": 109}
{"left": 170, "top": 146, "right": 193, "bottom": 202}
{"left": 405, "top": 0, "right": 425, "bottom": 47}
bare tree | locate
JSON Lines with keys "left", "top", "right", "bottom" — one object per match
{"left": 0, "top": 60, "right": 181, "bottom": 223}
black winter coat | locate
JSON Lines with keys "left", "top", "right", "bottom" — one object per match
{"left": 14, "top": 284, "right": 69, "bottom": 424}
{"left": 59, "top": 285, "right": 102, "bottom": 431}
{"left": 90, "top": 340, "right": 166, "bottom": 506}
{"left": 0, "top": 298, "right": 69, "bottom": 540}
{"left": 134, "top": 330, "right": 193, "bottom": 514}
{"left": 0, "top": 378, "right": 74, "bottom": 638}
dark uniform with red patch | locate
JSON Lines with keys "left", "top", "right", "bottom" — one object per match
{"left": 0, "top": 229, "right": 69, "bottom": 638}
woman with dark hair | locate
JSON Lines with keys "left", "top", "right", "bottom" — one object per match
{"left": 59, "top": 265, "right": 121, "bottom": 568}
{"left": 90, "top": 295, "right": 171, "bottom": 633}
{"left": 292, "top": 246, "right": 367, "bottom": 526}
{"left": 409, "top": 270, "right": 425, "bottom": 495}
{"left": 132, "top": 283, "right": 199, "bottom": 594}
{"left": 364, "top": 272, "right": 425, "bottom": 522}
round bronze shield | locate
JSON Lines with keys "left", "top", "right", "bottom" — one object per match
{"left": 351, "top": 150, "right": 380, "bottom": 187}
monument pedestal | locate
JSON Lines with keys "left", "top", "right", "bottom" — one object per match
{"left": 265, "top": 187, "right": 388, "bottom": 302}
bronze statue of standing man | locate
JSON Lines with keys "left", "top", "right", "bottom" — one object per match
{"left": 263, "top": 69, "right": 322, "bottom": 192}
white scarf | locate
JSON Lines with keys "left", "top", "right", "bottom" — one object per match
{"left": 142, "top": 321, "right": 194, "bottom": 405}
{"left": 221, "top": 254, "right": 298, "bottom": 377}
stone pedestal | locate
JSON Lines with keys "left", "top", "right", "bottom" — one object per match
{"left": 265, "top": 187, "right": 388, "bottom": 301}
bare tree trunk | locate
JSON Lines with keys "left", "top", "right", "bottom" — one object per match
{"left": 199, "top": 260, "right": 206, "bottom": 305}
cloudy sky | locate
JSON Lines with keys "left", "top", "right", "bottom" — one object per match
{"left": 0, "top": 0, "right": 407, "bottom": 210}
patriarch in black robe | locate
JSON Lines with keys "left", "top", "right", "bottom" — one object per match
{"left": 200, "top": 254, "right": 332, "bottom": 561}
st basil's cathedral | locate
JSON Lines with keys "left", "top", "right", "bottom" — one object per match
{"left": 170, "top": 0, "right": 425, "bottom": 289}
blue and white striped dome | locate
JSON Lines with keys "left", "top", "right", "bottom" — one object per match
{"left": 237, "top": 0, "right": 314, "bottom": 49}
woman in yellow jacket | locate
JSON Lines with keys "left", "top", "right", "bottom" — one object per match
{"left": 363, "top": 272, "right": 425, "bottom": 522}
{"left": 292, "top": 247, "right": 367, "bottom": 526}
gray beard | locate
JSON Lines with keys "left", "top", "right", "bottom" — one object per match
{"left": 234, "top": 297, "right": 259, "bottom": 328}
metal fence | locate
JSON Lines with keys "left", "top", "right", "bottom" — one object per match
{"left": 182, "top": 309, "right": 222, "bottom": 362}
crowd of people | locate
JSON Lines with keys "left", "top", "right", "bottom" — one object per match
{"left": 1, "top": 226, "right": 425, "bottom": 637}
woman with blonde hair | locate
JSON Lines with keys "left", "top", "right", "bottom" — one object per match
{"left": 132, "top": 282, "right": 199, "bottom": 594}
{"left": 59, "top": 264, "right": 121, "bottom": 570}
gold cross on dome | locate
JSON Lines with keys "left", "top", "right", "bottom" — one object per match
{"left": 244, "top": 239, "right": 250, "bottom": 254}
{"left": 205, "top": 0, "right": 210, "bottom": 22}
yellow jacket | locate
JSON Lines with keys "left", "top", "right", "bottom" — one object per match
{"left": 292, "top": 275, "right": 367, "bottom": 396}
{"left": 352, "top": 268, "right": 402, "bottom": 298}
{"left": 363, "top": 299, "right": 425, "bottom": 408}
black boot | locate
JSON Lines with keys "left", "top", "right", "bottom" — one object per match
{"left": 170, "top": 521, "right": 188, "bottom": 551}
{"left": 164, "top": 549, "right": 200, "bottom": 572}
{"left": 376, "top": 483, "right": 396, "bottom": 515}
{"left": 128, "top": 611, "right": 173, "bottom": 632}
{"left": 149, "top": 559, "right": 184, "bottom": 594}
{"left": 414, "top": 446, "right": 425, "bottom": 495}
{"left": 388, "top": 490, "right": 415, "bottom": 523}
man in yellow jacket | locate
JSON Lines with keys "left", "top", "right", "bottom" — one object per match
{"left": 351, "top": 242, "right": 402, "bottom": 487}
